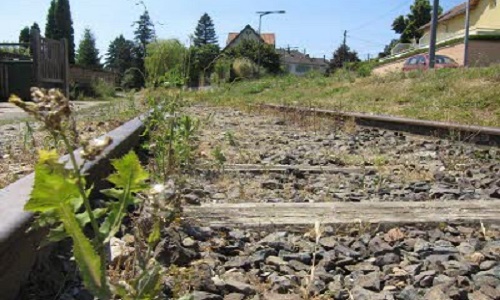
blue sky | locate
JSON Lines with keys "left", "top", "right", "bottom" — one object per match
{"left": 2, "top": 0, "right": 464, "bottom": 60}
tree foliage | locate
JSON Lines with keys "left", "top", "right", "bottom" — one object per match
{"left": 55, "top": 0, "right": 75, "bottom": 63}
{"left": 76, "top": 28, "right": 101, "bottom": 68}
{"left": 224, "top": 40, "right": 281, "bottom": 74}
{"left": 131, "top": 9, "right": 156, "bottom": 88}
{"left": 329, "top": 44, "right": 360, "bottom": 71}
{"left": 145, "top": 39, "right": 188, "bottom": 87}
{"left": 193, "top": 13, "right": 218, "bottom": 46}
{"left": 45, "top": 0, "right": 75, "bottom": 63}
{"left": 188, "top": 44, "right": 220, "bottom": 86}
{"left": 378, "top": 39, "right": 400, "bottom": 58}
{"left": 134, "top": 10, "right": 156, "bottom": 54}
{"left": 392, "top": 0, "right": 442, "bottom": 43}
{"left": 45, "top": 0, "right": 57, "bottom": 39}
{"left": 31, "top": 22, "right": 40, "bottom": 34}
{"left": 19, "top": 27, "right": 30, "bottom": 44}
{"left": 105, "top": 35, "right": 139, "bottom": 88}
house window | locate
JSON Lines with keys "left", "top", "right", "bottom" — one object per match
{"left": 296, "top": 64, "right": 311, "bottom": 73}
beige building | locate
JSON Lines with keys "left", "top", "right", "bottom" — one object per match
{"left": 375, "top": 0, "right": 500, "bottom": 74}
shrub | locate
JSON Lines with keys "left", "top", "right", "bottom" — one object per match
{"left": 232, "top": 58, "right": 257, "bottom": 79}
{"left": 212, "top": 58, "right": 232, "bottom": 84}
{"left": 91, "top": 78, "right": 115, "bottom": 98}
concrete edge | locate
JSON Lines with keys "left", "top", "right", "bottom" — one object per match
{"left": 0, "top": 113, "right": 147, "bottom": 300}
{"left": 260, "top": 104, "right": 500, "bottom": 146}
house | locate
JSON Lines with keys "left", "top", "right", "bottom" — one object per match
{"left": 375, "top": 0, "right": 500, "bottom": 74}
{"left": 418, "top": 0, "right": 500, "bottom": 66}
{"left": 278, "top": 49, "right": 329, "bottom": 75}
{"left": 224, "top": 25, "right": 275, "bottom": 51}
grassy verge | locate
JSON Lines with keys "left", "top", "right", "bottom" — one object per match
{"left": 188, "top": 65, "right": 500, "bottom": 127}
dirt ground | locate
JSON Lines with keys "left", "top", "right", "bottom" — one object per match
{"left": 0, "top": 101, "right": 107, "bottom": 123}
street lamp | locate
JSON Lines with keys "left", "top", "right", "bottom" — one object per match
{"left": 256, "top": 10, "right": 285, "bottom": 77}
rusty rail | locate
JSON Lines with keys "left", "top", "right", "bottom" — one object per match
{"left": 260, "top": 104, "right": 500, "bottom": 146}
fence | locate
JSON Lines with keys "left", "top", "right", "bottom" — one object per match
{"left": 0, "top": 30, "right": 69, "bottom": 101}
{"left": 70, "top": 65, "right": 118, "bottom": 88}
{"left": 32, "top": 30, "right": 69, "bottom": 96}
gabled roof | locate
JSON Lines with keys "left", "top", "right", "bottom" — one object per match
{"left": 225, "top": 25, "right": 275, "bottom": 48}
{"left": 420, "top": 0, "right": 480, "bottom": 30}
{"left": 277, "top": 49, "right": 329, "bottom": 67}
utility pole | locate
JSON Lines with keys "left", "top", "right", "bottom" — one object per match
{"left": 428, "top": 0, "right": 440, "bottom": 69}
{"left": 343, "top": 30, "right": 347, "bottom": 67}
{"left": 463, "top": 0, "right": 471, "bottom": 67}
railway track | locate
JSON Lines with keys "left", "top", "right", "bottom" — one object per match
{"left": 2, "top": 104, "right": 500, "bottom": 299}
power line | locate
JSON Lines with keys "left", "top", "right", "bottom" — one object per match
{"left": 348, "top": 35, "right": 388, "bottom": 47}
{"left": 349, "top": 0, "right": 413, "bottom": 32}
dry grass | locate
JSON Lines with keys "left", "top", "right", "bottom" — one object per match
{"left": 0, "top": 95, "right": 147, "bottom": 189}
{"left": 191, "top": 65, "right": 500, "bottom": 127}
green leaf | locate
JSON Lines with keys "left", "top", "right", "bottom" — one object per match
{"left": 59, "top": 204, "right": 109, "bottom": 298}
{"left": 25, "top": 163, "right": 79, "bottom": 212}
{"left": 134, "top": 265, "right": 163, "bottom": 300}
{"left": 100, "top": 151, "right": 149, "bottom": 243}
{"left": 107, "top": 151, "right": 149, "bottom": 191}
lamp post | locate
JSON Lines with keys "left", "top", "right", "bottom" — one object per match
{"left": 256, "top": 10, "right": 285, "bottom": 77}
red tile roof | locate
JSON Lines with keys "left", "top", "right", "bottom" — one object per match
{"left": 225, "top": 25, "right": 275, "bottom": 46}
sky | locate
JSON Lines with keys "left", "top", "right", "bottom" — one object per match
{"left": 2, "top": 0, "right": 465, "bottom": 60}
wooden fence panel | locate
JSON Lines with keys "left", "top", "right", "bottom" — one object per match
{"left": 0, "top": 64, "right": 8, "bottom": 99}
{"left": 31, "top": 30, "right": 69, "bottom": 96}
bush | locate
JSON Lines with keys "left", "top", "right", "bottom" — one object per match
{"left": 91, "top": 78, "right": 116, "bottom": 98}
{"left": 232, "top": 58, "right": 257, "bottom": 79}
{"left": 212, "top": 58, "right": 232, "bottom": 84}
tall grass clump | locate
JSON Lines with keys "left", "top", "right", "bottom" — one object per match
{"left": 232, "top": 58, "right": 258, "bottom": 79}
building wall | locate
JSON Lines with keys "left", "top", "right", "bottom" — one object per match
{"left": 469, "top": 40, "right": 500, "bottom": 66}
{"left": 424, "top": 0, "right": 499, "bottom": 38}
{"left": 373, "top": 40, "right": 500, "bottom": 75}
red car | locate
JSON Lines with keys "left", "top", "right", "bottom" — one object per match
{"left": 402, "top": 54, "right": 459, "bottom": 71}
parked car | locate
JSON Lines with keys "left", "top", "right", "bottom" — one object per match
{"left": 403, "top": 54, "right": 459, "bottom": 71}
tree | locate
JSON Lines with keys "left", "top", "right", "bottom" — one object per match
{"left": 76, "top": 28, "right": 101, "bottom": 68}
{"left": 224, "top": 40, "right": 281, "bottom": 74}
{"left": 193, "top": 13, "right": 218, "bottom": 46}
{"left": 131, "top": 9, "right": 156, "bottom": 88}
{"left": 45, "top": 0, "right": 57, "bottom": 39}
{"left": 133, "top": 10, "right": 156, "bottom": 54}
{"left": 378, "top": 39, "right": 400, "bottom": 58}
{"left": 329, "top": 44, "right": 360, "bottom": 71}
{"left": 45, "top": 0, "right": 76, "bottom": 62}
{"left": 144, "top": 39, "right": 187, "bottom": 87}
{"left": 19, "top": 27, "right": 30, "bottom": 44}
{"left": 188, "top": 44, "right": 220, "bottom": 86}
{"left": 392, "top": 0, "right": 442, "bottom": 43}
{"left": 105, "top": 35, "right": 135, "bottom": 73}
{"left": 31, "top": 22, "right": 41, "bottom": 34}
{"left": 105, "top": 35, "right": 140, "bottom": 88}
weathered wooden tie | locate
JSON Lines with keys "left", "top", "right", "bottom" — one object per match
{"left": 185, "top": 200, "right": 500, "bottom": 230}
